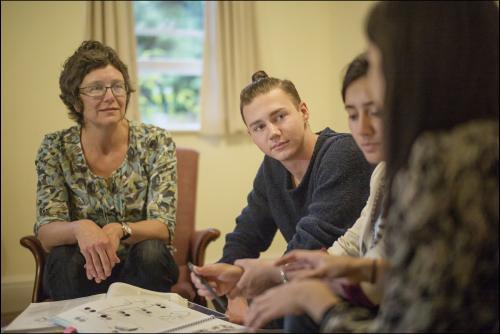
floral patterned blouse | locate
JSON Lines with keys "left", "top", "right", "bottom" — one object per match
{"left": 370, "top": 120, "right": 499, "bottom": 332}
{"left": 321, "top": 120, "right": 498, "bottom": 333}
{"left": 35, "top": 121, "right": 177, "bottom": 252}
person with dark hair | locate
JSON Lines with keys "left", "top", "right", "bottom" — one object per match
{"left": 244, "top": 54, "right": 390, "bottom": 332}
{"left": 272, "top": 2, "right": 499, "bottom": 332}
{"left": 35, "top": 40, "right": 179, "bottom": 300}
{"left": 191, "top": 70, "right": 373, "bottom": 323}
{"left": 361, "top": 1, "right": 499, "bottom": 332}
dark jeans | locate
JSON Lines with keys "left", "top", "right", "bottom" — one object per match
{"left": 284, "top": 314, "right": 320, "bottom": 333}
{"left": 43, "top": 240, "right": 179, "bottom": 300}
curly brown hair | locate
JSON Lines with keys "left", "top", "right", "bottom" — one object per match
{"left": 59, "top": 40, "right": 135, "bottom": 125}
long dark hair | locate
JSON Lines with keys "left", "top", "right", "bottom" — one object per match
{"left": 366, "top": 1, "right": 499, "bottom": 205}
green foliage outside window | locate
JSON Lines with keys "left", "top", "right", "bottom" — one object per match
{"left": 134, "top": 1, "right": 204, "bottom": 130}
{"left": 137, "top": 35, "right": 203, "bottom": 60}
{"left": 135, "top": 1, "right": 204, "bottom": 31}
{"left": 139, "top": 75, "right": 200, "bottom": 126}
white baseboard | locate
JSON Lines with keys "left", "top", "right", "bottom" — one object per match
{"left": 1, "top": 275, "right": 33, "bottom": 314}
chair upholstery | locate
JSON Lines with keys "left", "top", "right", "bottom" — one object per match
{"left": 20, "top": 147, "right": 220, "bottom": 305}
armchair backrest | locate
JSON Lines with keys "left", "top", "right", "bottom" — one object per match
{"left": 172, "top": 147, "right": 199, "bottom": 265}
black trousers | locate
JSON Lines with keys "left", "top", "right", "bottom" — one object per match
{"left": 43, "top": 239, "right": 179, "bottom": 300}
{"left": 284, "top": 314, "right": 319, "bottom": 333}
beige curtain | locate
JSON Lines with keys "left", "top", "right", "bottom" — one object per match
{"left": 86, "top": 1, "right": 140, "bottom": 121}
{"left": 200, "top": 1, "right": 259, "bottom": 136}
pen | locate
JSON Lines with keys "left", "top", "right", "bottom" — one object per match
{"left": 187, "top": 262, "right": 227, "bottom": 312}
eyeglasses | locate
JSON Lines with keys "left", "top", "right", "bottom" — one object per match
{"left": 79, "top": 83, "right": 127, "bottom": 98}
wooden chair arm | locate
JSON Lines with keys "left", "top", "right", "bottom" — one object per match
{"left": 20, "top": 235, "right": 47, "bottom": 303}
{"left": 190, "top": 228, "right": 221, "bottom": 266}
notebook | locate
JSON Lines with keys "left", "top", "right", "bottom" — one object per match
{"left": 52, "top": 294, "right": 246, "bottom": 333}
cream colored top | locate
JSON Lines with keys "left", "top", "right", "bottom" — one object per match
{"left": 328, "top": 162, "right": 386, "bottom": 304}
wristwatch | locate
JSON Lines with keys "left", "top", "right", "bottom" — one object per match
{"left": 121, "top": 222, "right": 132, "bottom": 241}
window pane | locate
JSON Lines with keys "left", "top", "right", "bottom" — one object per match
{"left": 134, "top": 1, "right": 204, "bottom": 31}
{"left": 136, "top": 35, "right": 203, "bottom": 60}
{"left": 139, "top": 74, "right": 201, "bottom": 130}
{"left": 134, "top": 1, "right": 204, "bottom": 131}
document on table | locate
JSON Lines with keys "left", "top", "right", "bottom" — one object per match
{"left": 2, "top": 294, "right": 105, "bottom": 332}
{"left": 52, "top": 295, "right": 246, "bottom": 333}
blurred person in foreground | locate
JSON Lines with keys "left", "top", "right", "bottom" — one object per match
{"left": 247, "top": 1, "right": 499, "bottom": 332}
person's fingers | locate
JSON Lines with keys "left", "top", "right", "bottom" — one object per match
{"left": 103, "top": 244, "right": 119, "bottom": 270}
{"left": 95, "top": 246, "right": 112, "bottom": 278}
{"left": 225, "top": 297, "right": 248, "bottom": 325}
{"left": 283, "top": 260, "right": 311, "bottom": 272}
{"left": 84, "top": 263, "right": 93, "bottom": 281}
{"left": 85, "top": 263, "right": 101, "bottom": 283}
{"left": 193, "top": 265, "right": 225, "bottom": 277}
{"left": 191, "top": 264, "right": 202, "bottom": 275}
{"left": 251, "top": 309, "right": 272, "bottom": 331}
{"left": 227, "top": 285, "right": 242, "bottom": 299}
{"left": 274, "top": 252, "right": 299, "bottom": 266}
{"left": 196, "top": 288, "right": 214, "bottom": 299}
{"left": 233, "top": 259, "right": 249, "bottom": 268}
{"left": 233, "top": 269, "right": 252, "bottom": 296}
{"left": 105, "top": 245, "right": 120, "bottom": 270}
{"left": 197, "top": 283, "right": 222, "bottom": 298}
{"left": 190, "top": 271, "right": 204, "bottom": 287}
{"left": 190, "top": 272, "right": 220, "bottom": 298}
{"left": 110, "top": 247, "right": 120, "bottom": 265}
{"left": 190, "top": 272, "right": 218, "bottom": 289}
{"left": 285, "top": 268, "right": 313, "bottom": 280}
{"left": 245, "top": 300, "right": 272, "bottom": 330}
{"left": 192, "top": 265, "right": 218, "bottom": 281}
{"left": 298, "top": 268, "right": 325, "bottom": 280}
{"left": 82, "top": 250, "right": 96, "bottom": 280}
{"left": 89, "top": 248, "right": 106, "bottom": 280}
{"left": 190, "top": 272, "right": 200, "bottom": 286}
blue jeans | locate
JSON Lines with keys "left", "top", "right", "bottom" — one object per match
{"left": 43, "top": 240, "right": 179, "bottom": 300}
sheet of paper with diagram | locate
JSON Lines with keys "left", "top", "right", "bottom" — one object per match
{"left": 52, "top": 294, "right": 246, "bottom": 333}
{"left": 105, "top": 282, "right": 188, "bottom": 306}
{"left": 2, "top": 282, "right": 229, "bottom": 333}
{"left": 2, "top": 294, "right": 105, "bottom": 333}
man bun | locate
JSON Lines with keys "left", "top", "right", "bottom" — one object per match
{"left": 251, "top": 70, "right": 269, "bottom": 83}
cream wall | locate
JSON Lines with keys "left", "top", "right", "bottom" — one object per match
{"left": 1, "top": 1, "right": 374, "bottom": 313}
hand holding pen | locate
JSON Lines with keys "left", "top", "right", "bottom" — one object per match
{"left": 188, "top": 262, "right": 244, "bottom": 312}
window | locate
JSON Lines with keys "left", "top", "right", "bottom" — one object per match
{"left": 134, "top": 1, "right": 204, "bottom": 131}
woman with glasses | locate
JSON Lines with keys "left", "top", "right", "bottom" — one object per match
{"left": 34, "top": 40, "right": 179, "bottom": 300}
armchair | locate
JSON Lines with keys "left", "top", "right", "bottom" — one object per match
{"left": 20, "top": 147, "right": 220, "bottom": 305}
